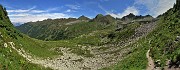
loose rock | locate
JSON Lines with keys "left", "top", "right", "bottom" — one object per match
{"left": 4, "top": 43, "right": 7, "bottom": 48}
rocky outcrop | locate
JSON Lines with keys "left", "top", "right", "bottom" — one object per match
{"left": 92, "top": 14, "right": 116, "bottom": 25}
{"left": 121, "top": 13, "right": 153, "bottom": 23}
{"left": 78, "top": 15, "right": 90, "bottom": 20}
{"left": 121, "top": 13, "right": 136, "bottom": 21}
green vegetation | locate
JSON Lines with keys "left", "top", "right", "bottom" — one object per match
{"left": 1, "top": 0, "right": 180, "bottom": 69}
{"left": 101, "top": 37, "right": 149, "bottom": 70}
{"left": 16, "top": 14, "right": 118, "bottom": 41}
{"left": 108, "top": 22, "right": 140, "bottom": 43}
{"left": 15, "top": 12, "right": 153, "bottom": 58}
{"left": 38, "top": 40, "right": 94, "bottom": 57}
{"left": 101, "top": 2, "right": 180, "bottom": 69}
{"left": 0, "top": 43, "right": 52, "bottom": 70}
{"left": 14, "top": 36, "right": 62, "bottom": 58}
{"left": 148, "top": 8, "right": 180, "bottom": 67}
{"left": 16, "top": 19, "right": 107, "bottom": 41}
{"left": 0, "top": 5, "right": 52, "bottom": 70}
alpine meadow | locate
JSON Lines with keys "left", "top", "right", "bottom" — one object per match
{"left": 0, "top": 0, "right": 180, "bottom": 70}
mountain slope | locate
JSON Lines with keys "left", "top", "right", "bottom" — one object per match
{"left": 0, "top": 5, "right": 52, "bottom": 70}
{"left": 16, "top": 13, "right": 153, "bottom": 42}
{"left": 6, "top": 1, "right": 180, "bottom": 70}
{"left": 14, "top": 6, "right": 159, "bottom": 70}
{"left": 102, "top": 0, "right": 180, "bottom": 70}
{"left": 16, "top": 18, "right": 108, "bottom": 41}
{"left": 14, "top": 19, "right": 157, "bottom": 70}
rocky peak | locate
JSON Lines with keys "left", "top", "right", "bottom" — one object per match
{"left": 127, "top": 13, "right": 136, "bottom": 17}
{"left": 121, "top": 13, "right": 136, "bottom": 21}
{"left": 78, "top": 15, "right": 90, "bottom": 20}
{"left": 95, "top": 14, "right": 104, "bottom": 19}
{"left": 145, "top": 15, "right": 152, "bottom": 17}
{"left": 105, "top": 15, "right": 115, "bottom": 19}
{"left": 92, "top": 14, "right": 115, "bottom": 25}
{"left": 121, "top": 13, "right": 154, "bottom": 22}
{"left": 104, "top": 15, "right": 115, "bottom": 21}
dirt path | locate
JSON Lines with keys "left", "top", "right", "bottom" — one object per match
{"left": 146, "top": 49, "right": 155, "bottom": 70}
{"left": 146, "top": 49, "right": 180, "bottom": 70}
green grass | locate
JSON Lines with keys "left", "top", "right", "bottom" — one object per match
{"left": 100, "top": 37, "right": 149, "bottom": 70}
{"left": 113, "top": 22, "right": 140, "bottom": 42}
{"left": 39, "top": 40, "right": 94, "bottom": 57}
{"left": 0, "top": 44, "right": 52, "bottom": 70}
{"left": 101, "top": 7, "right": 180, "bottom": 69}
{"left": 70, "top": 33, "right": 102, "bottom": 46}
{"left": 146, "top": 9, "right": 180, "bottom": 66}
{"left": 0, "top": 17, "right": 51, "bottom": 70}
{"left": 2, "top": 3, "right": 180, "bottom": 70}
{"left": 17, "top": 21, "right": 108, "bottom": 41}
{"left": 13, "top": 36, "right": 62, "bottom": 58}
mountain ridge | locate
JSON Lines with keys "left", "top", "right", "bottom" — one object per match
{"left": 16, "top": 13, "right": 153, "bottom": 41}
{"left": 1, "top": 0, "right": 180, "bottom": 69}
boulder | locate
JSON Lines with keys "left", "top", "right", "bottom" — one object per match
{"left": 4, "top": 43, "right": 7, "bottom": 48}
{"left": 175, "top": 36, "right": 180, "bottom": 42}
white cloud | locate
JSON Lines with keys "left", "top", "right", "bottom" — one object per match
{"left": 7, "top": 7, "right": 58, "bottom": 13}
{"left": 9, "top": 13, "right": 30, "bottom": 17}
{"left": 102, "top": 6, "right": 139, "bottom": 18}
{"left": 7, "top": 6, "right": 73, "bottom": 25}
{"left": 100, "top": 0, "right": 175, "bottom": 18}
{"left": 10, "top": 13, "right": 70, "bottom": 24}
{"left": 7, "top": 9, "right": 46, "bottom": 13}
{"left": 7, "top": 6, "right": 37, "bottom": 13}
{"left": 66, "top": 9, "right": 71, "bottom": 12}
{"left": 108, "top": 6, "right": 139, "bottom": 18}
{"left": 100, "top": 0, "right": 109, "bottom": 2}
{"left": 65, "top": 9, "right": 77, "bottom": 13}
{"left": 135, "top": 0, "right": 176, "bottom": 17}
{"left": 66, "top": 4, "right": 80, "bottom": 10}
{"left": 98, "top": 4, "right": 139, "bottom": 18}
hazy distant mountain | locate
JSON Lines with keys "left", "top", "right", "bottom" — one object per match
{"left": 13, "top": 23, "right": 23, "bottom": 26}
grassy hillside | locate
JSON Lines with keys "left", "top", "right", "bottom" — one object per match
{"left": 16, "top": 17, "right": 110, "bottom": 41}
{"left": 15, "top": 11, "right": 157, "bottom": 70}
{"left": 16, "top": 14, "right": 122, "bottom": 41}
{"left": 0, "top": 5, "right": 52, "bottom": 70}
{"left": 3, "top": 1, "right": 179, "bottom": 69}
{"left": 101, "top": 2, "right": 180, "bottom": 70}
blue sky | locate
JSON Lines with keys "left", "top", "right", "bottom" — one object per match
{"left": 0, "top": 0, "right": 176, "bottom": 25}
